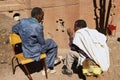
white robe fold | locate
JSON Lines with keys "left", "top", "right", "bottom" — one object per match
{"left": 73, "top": 27, "right": 110, "bottom": 71}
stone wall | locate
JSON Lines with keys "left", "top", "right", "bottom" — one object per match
{"left": 0, "top": 0, "right": 119, "bottom": 48}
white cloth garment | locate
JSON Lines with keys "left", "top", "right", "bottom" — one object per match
{"left": 73, "top": 27, "right": 110, "bottom": 71}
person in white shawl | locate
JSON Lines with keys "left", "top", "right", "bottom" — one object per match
{"left": 62, "top": 19, "right": 110, "bottom": 76}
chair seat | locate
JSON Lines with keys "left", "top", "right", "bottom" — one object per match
{"left": 15, "top": 53, "right": 46, "bottom": 64}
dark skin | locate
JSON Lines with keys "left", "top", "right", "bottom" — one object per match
{"left": 34, "top": 11, "right": 44, "bottom": 23}
{"left": 74, "top": 22, "right": 81, "bottom": 32}
{"left": 67, "top": 22, "right": 81, "bottom": 39}
{"left": 67, "top": 22, "right": 82, "bottom": 51}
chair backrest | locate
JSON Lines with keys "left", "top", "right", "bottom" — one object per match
{"left": 9, "top": 33, "right": 22, "bottom": 45}
{"left": 9, "top": 33, "right": 23, "bottom": 54}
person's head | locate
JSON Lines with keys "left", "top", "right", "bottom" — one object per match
{"left": 74, "top": 19, "right": 87, "bottom": 31}
{"left": 31, "top": 7, "right": 44, "bottom": 23}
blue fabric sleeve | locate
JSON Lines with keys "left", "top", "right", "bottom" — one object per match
{"left": 36, "top": 25, "right": 45, "bottom": 44}
{"left": 36, "top": 25, "right": 47, "bottom": 53}
{"left": 12, "top": 22, "right": 20, "bottom": 33}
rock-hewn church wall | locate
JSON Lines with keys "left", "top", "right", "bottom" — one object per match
{"left": 0, "top": 0, "right": 119, "bottom": 48}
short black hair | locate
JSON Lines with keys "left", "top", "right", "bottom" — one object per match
{"left": 74, "top": 20, "right": 87, "bottom": 28}
{"left": 31, "top": 7, "right": 43, "bottom": 17}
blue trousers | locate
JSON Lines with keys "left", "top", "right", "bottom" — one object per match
{"left": 45, "top": 39, "right": 58, "bottom": 68}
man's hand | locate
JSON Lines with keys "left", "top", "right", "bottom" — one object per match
{"left": 67, "top": 28, "right": 74, "bottom": 38}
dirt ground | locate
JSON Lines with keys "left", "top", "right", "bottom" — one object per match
{"left": 0, "top": 31, "right": 120, "bottom": 80}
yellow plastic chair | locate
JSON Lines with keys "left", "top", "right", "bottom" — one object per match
{"left": 9, "top": 33, "right": 48, "bottom": 80}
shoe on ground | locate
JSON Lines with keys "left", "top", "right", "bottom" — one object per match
{"left": 54, "top": 59, "right": 61, "bottom": 64}
{"left": 62, "top": 69, "right": 73, "bottom": 76}
{"left": 49, "top": 69, "right": 56, "bottom": 74}
{"left": 54, "top": 56, "right": 63, "bottom": 64}
{"left": 41, "top": 69, "right": 56, "bottom": 76}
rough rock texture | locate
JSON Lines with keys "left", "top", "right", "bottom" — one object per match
{"left": 0, "top": 14, "right": 17, "bottom": 64}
